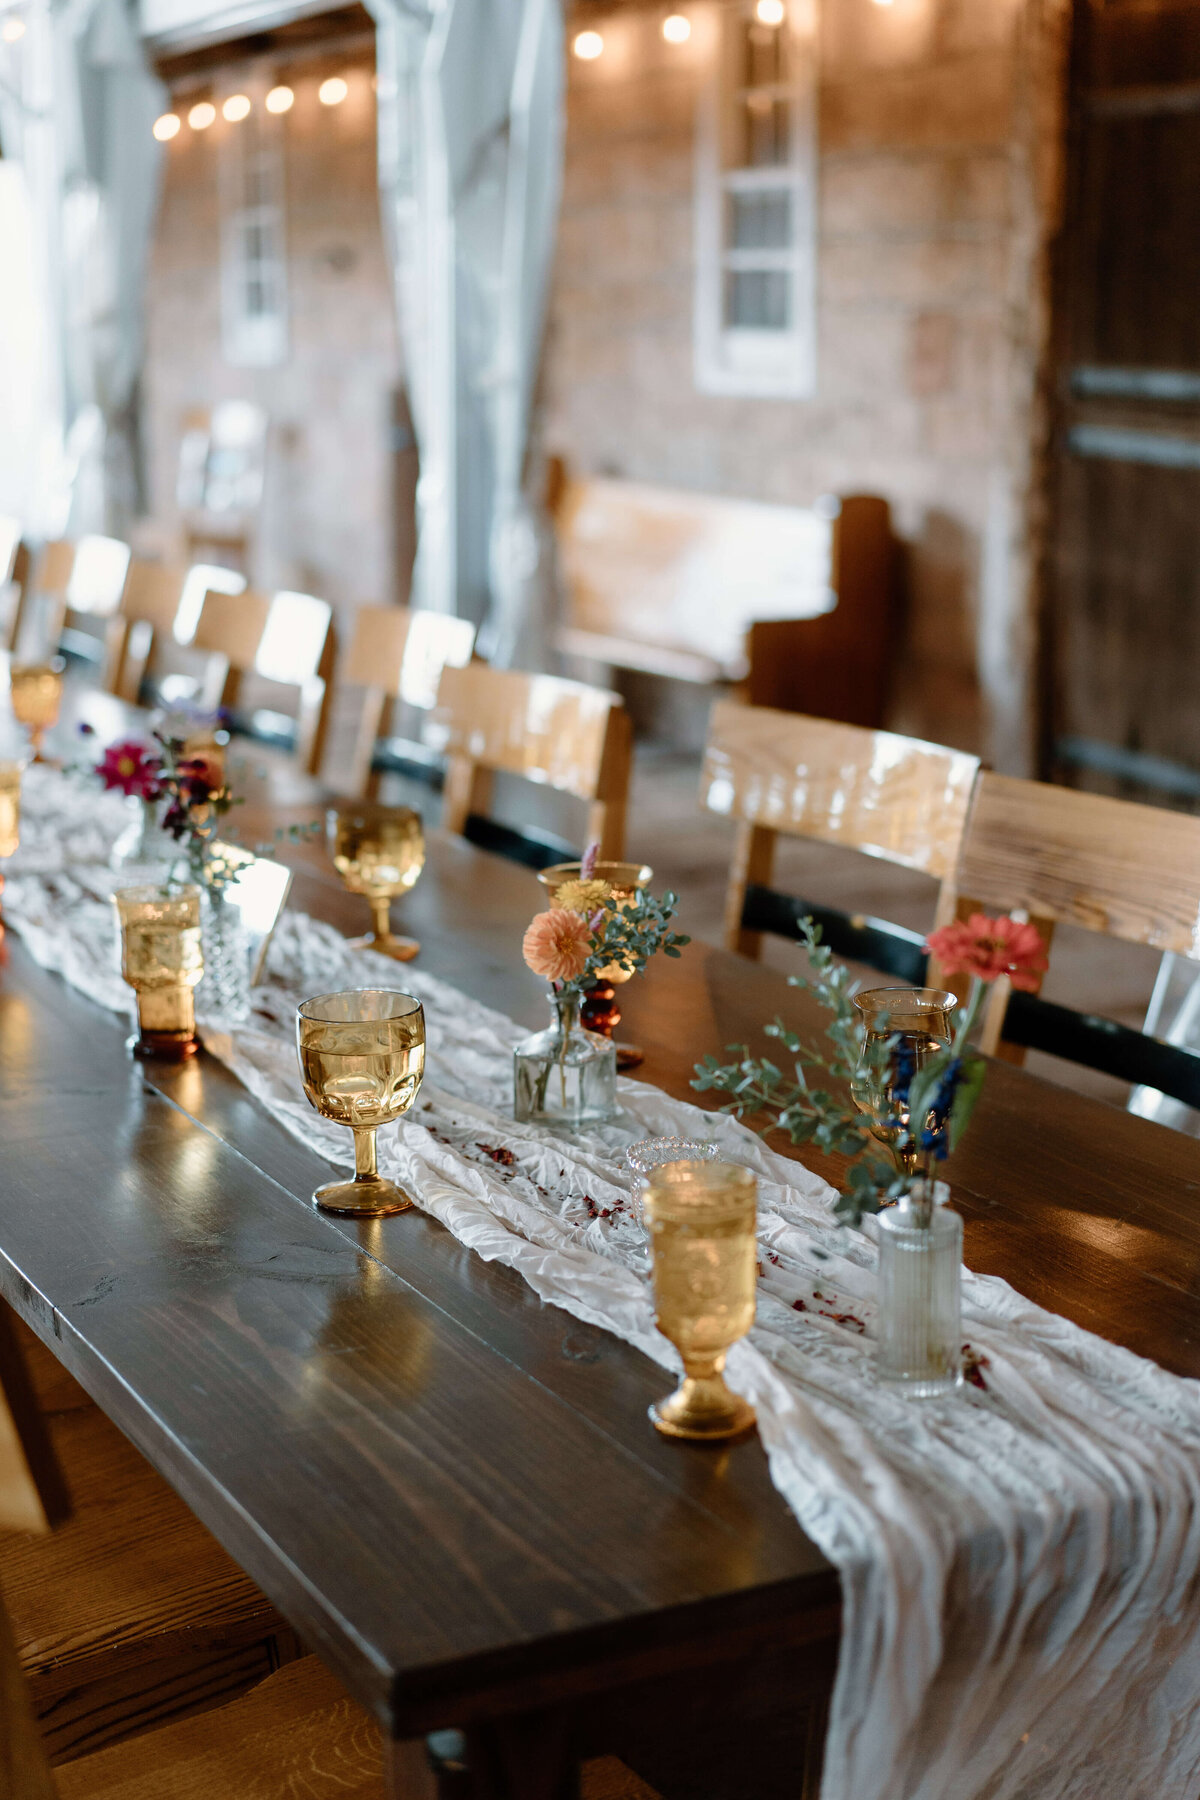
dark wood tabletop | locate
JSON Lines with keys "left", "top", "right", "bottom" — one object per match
{"left": 4, "top": 708, "right": 1200, "bottom": 1797}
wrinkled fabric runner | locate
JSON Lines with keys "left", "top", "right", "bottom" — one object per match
{"left": 8, "top": 764, "right": 1200, "bottom": 1800}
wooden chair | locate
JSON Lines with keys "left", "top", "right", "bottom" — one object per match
{"left": 702, "top": 698, "right": 981, "bottom": 973}
{"left": 0, "top": 518, "right": 27, "bottom": 649}
{"left": 932, "top": 772, "right": 1200, "bottom": 1105}
{"left": 428, "top": 664, "right": 633, "bottom": 868}
{"left": 191, "top": 585, "right": 336, "bottom": 775}
{"left": 111, "top": 561, "right": 189, "bottom": 702}
{"left": 552, "top": 468, "right": 897, "bottom": 727}
{"left": 0, "top": 1313, "right": 658, "bottom": 1800}
{"left": 57, "top": 536, "right": 133, "bottom": 676}
{"left": 343, "top": 603, "right": 477, "bottom": 796}
{"left": 9, "top": 539, "right": 74, "bottom": 659}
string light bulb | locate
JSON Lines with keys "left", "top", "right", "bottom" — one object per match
{"left": 187, "top": 100, "right": 216, "bottom": 130}
{"left": 662, "top": 13, "right": 690, "bottom": 41}
{"left": 152, "top": 112, "right": 181, "bottom": 140}
{"left": 222, "top": 93, "right": 251, "bottom": 121}
{"left": 756, "top": 0, "right": 785, "bottom": 21}
{"left": 573, "top": 29, "right": 603, "bottom": 59}
{"left": 265, "top": 84, "right": 294, "bottom": 112}
{"left": 1, "top": 14, "right": 25, "bottom": 41}
{"left": 318, "top": 75, "right": 348, "bottom": 105}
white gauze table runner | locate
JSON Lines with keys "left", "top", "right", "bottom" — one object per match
{"left": 8, "top": 765, "right": 1200, "bottom": 1800}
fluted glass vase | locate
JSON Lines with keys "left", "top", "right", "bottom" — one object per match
{"left": 196, "top": 889, "right": 251, "bottom": 1029}
{"left": 875, "top": 1180, "right": 963, "bottom": 1398}
{"left": 513, "top": 993, "right": 617, "bottom": 1128}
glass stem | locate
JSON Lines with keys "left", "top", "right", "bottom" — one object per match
{"left": 353, "top": 1126, "right": 378, "bottom": 1182}
{"left": 369, "top": 896, "right": 392, "bottom": 942}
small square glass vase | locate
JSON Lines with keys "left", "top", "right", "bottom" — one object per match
{"left": 513, "top": 994, "right": 617, "bottom": 1128}
{"left": 875, "top": 1180, "right": 963, "bottom": 1398}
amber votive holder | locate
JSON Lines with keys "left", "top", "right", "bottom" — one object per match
{"left": 114, "top": 884, "right": 204, "bottom": 1061}
{"left": 643, "top": 1160, "right": 758, "bottom": 1442}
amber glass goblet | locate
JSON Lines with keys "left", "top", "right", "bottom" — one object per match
{"left": 643, "top": 1160, "right": 758, "bottom": 1441}
{"left": 296, "top": 989, "right": 425, "bottom": 1217}
{"left": 114, "top": 884, "right": 204, "bottom": 1061}
{"left": 328, "top": 804, "right": 425, "bottom": 962}
{"left": 9, "top": 657, "right": 65, "bottom": 764}
{"left": 537, "top": 860, "right": 653, "bottom": 1071}
{"left": 0, "top": 760, "right": 20, "bottom": 941}
{"left": 849, "top": 987, "right": 955, "bottom": 1175}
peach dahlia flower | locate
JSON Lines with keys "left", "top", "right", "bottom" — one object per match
{"left": 523, "top": 907, "right": 593, "bottom": 983}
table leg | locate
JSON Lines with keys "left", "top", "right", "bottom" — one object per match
{"left": 385, "top": 1734, "right": 439, "bottom": 1800}
{"left": 399, "top": 1713, "right": 580, "bottom": 1800}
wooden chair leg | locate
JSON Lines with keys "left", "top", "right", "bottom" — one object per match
{"left": 726, "top": 822, "right": 776, "bottom": 959}
{"left": 443, "top": 758, "right": 493, "bottom": 840}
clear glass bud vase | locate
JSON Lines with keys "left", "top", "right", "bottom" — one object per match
{"left": 875, "top": 1180, "right": 963, "bottom": 1398}
{"left": 513, "top": 993, "right": 617, "bottom": 1128}
{"left": 196, "top": 890, "right": 251, "bottom": 1029}
{"left": 111, "top": 796, "right": 173, "bottom": 882}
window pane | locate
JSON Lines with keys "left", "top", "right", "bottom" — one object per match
{"left": 729, "top": 190, "right": 792, "bottom": 249}
{"left": 737, "top": 94, "right": 791, "bottom": 167}
{"left": 724, "top": 268, "right": 791, "bottom": 330}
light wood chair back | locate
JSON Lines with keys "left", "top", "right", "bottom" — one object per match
{"left": 112, "top": 563, "right": 189, "bottom": 702}
{"left": 343, "top": 604, "right": 477, "bottom": 795}
{"left": 9, "top": 540, "right": 74, "bottom": 658}
{"left": 192, "top": 586, "right": 335, "bottom": 775}
{"left": 429, "top": 664, "right": 632, "bottom": 862}
{"left": 937, "top": 772, "right": 1200, "bottom": 1056}
{"left": 702, "top": 698, "right": 981, "bottom": 958}
{"left": 0, "top": 519, "right": 28, "bottom": 653}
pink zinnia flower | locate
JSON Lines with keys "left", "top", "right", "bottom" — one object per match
{"left": 96, "top": 740, "right": 163, "bottom": 800}
{"left": 523, "top": 907, "right": 593, "bottom": 983}
{"left": 926, "top": 913, "right": 1048, "bottom": 992}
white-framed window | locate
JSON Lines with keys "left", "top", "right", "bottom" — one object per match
{"left": 694, "top": 0, "right": 817, "bottom": 398}
{"left": 219, "top": 78, "right": 288, "bottom": 368}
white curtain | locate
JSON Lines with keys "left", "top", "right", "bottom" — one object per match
{"left": 368, "top": 0, "right": 564, "bottom": 662}
{"left": 0, "top": 0, "right": 164, "bottom": 536}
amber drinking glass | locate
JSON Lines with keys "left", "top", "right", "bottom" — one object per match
{"left": 296, "top": 989, "right": 425, "bottom": 1217}
{"left": 849, "top": 987, "right": 955, "bottom": 1174}
{"left": 0, "top": 759, "right": 21, "bottom": 940}
{"left": 9, "top": 658, "right": 65, "bottom": 763}
{"left": 643, "top": 1160, "right": 758, "bottom": 1441}
{"left": 328, "top": 804, "right": 425, "bottom": 961}
{"left": 114, "top": 884, "right": 204, "bottom": 1061}
{"left": 537, "top": 861, "right": 653, "bottom": 1070}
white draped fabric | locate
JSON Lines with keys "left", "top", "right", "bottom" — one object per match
{"left": 368, "top": 0, "right": 563, "bottom": 660}
{"left": 9, "top": 764, "right": 1200, "bottom": 1800}
{"left": 0, "top": 0, "right": 164, "bottom": 535}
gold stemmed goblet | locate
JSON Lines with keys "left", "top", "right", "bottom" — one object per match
{"left": 9, "top": 657, "right": 65, "bottom": 764}
{"left": 849, "top": 986, "right": 955, "bottom": 1175}
{"left": 296, "top": 989, "right": 425, "bottom": 1217}
{"left": 0, "top": 759, "right": 20, "bottom": 940}
{"left": 114, "top": 885, "right": 205, "bottom": 1061}
{"left": 537, "top": 860, "right": 653, "bottom": 1071}
{"left": 643, "top": 1160, "right": 758, "bottom": 1441}
{"left": 328, "top": 803, "right": 425, "bottom": 962}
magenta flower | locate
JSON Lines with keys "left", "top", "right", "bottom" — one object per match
{"left": 95, "top": 741, "right": 164, "bottom": 801}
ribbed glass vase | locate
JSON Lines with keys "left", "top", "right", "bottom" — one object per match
{"left": 875, "top": 1180, "right": 963, "bottom": 1398}
{"left": 513, "top": 993, "right": 617, "bottom": 1128}
{"left": 196, "top": 890, "right": 251, "bottom": 1029}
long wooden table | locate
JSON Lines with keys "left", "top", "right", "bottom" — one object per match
{"left": 5, "top": 738, "right": 1200, "bottom": 1796}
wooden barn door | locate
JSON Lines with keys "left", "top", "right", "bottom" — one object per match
{"left": 1045, "top": 0, "right": 1200, "bottom": 808}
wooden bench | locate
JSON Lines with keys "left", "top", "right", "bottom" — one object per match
{"left": 551, "top": 471, "right": 896, "bottom": 727}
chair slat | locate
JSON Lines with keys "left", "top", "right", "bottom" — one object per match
{"left": 702, "top": 700, "right": 980, "bottom": 961}
{"left": 430, "top": 664, "right": 632, "bottom": 864}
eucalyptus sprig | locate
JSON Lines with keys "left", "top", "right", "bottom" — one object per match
{"left": 576, "top": 887, "right": 689, "bottom": 993}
